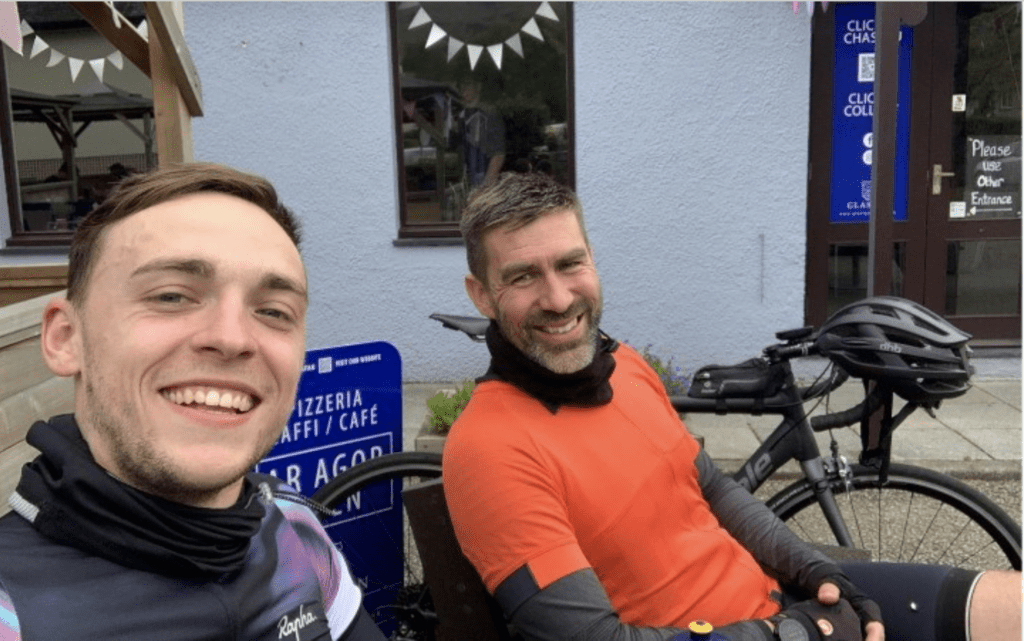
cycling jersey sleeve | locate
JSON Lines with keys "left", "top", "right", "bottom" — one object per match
{"left": 694, "top": 449, "right": 836, "bottom": 595}
{"left": 0, "top": 582, "right": 20, "bottom": 640}
{"left": 500, "top": 567, "right": 771, "bottom": 641}
{"left": 271, "top": 488, "right": 380, "bottom": 640}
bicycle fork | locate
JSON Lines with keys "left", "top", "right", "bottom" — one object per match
{"left": 800, "top": 456, "right": 856, "bottom": 548}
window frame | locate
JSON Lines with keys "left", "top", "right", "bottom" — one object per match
{"left": 388, "top": 2, "right": 576, "bottom": 241}
{"left": 0, "top": 46, "right": 76, "bottom": 247}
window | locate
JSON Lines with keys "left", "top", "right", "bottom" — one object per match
{"left": 2, "top": 2, "right": 155, "bottom": 247}
{"left": 389, "top": 2, "right": 574, "bottom": 241}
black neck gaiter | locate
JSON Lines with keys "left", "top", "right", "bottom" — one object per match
{"left": 483, "top": 321, "right": 619, "bottom": 412}
{"left": 13, "top": 415, "right": 265, "bottom": 578}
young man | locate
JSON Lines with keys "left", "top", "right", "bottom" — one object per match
{"left": 0, "top": 164, "right": 385, "bottom": 640}
{"left": 444, "top": 171, "right": 1022, "bottom": 641}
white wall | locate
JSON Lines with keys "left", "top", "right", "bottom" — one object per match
{"left": 180, "top": 1, "right": 812, "bottom": 382}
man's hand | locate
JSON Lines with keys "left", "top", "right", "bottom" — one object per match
{"left": 817, "top": 582, "right": 884, "bottom": 641}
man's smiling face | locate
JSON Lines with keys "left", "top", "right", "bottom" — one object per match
{"left": 466, "top": 208, "right": 603, "bottom": 374}
{"left": 62, "top": 192, "right": 307, "bottom": 508}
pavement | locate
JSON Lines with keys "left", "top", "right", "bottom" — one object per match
{"left": 401, "top": 350, "right": 1022, "bottom": 481}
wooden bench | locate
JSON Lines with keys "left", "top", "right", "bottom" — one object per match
{"left": 403, "top": 478, "right": 517, "bottom": 641}
{"left": 0, "top": 292, "right": 74, "bottom": 516}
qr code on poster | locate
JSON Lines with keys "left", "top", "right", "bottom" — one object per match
{"left": 858, "top": 53, "right": 875, "bottom": 83}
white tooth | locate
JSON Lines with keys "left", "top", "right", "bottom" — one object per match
{"left": 219, "top": 392, "right": 234, "bottom": 408}
{"left": 184, "top": 389, "right": 195, "bottom": 404}
{"left": 194, "top": 390, "right": 206, "bottom": 404}
{"left": 205, "top": 390, "right": 220, "bottom": 406}
{"left": 238, "top": 395, "right": 253, "bottom": 412}
{"left": 175, "top": 389, "right": 185, "bottom": 404}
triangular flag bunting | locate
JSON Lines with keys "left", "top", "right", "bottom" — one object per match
{"left": 46, "top": 49, "right": 65, "bottom": 68}
{"left": 425, "top": 23, "right": 446, "bottom": 48}
{"left": 104, "top": 1, "right": 121, "bottom": 28}
{"left": 521, "top": 17, "right": 543, "bottom": 41}
{"left": 20, "top": 19, "right": 32, "bottom": 37}
{"left": 29, "top": 35, "right": 49, "bottom": 59}
{"left": 69, "top": 57, "right": 84, "bottom": 82}
{"left": 89, "top": 58, "right": 105, "bottom": 82}
{"left": 467, "top": 44, "right": 483, "bottom": 70}
{"left": 409, "top": 7, "right": 431, "bottom": 29}
{"left": 505, "top": 33, "right": 523, "bottom": 57}
{"left": 0, "top": 3, "right": 22, "bottom": 55}
{"left": 487, "top": 43, "right": 503, "bottom": 70}
{"left": 447, "top": 37, "right": 464, "bottom": 62}
{"left": 536, "top": 2, "right": 559, "bottom": 22}
{"left": 107, "top": 50, "right": 123, "bottom": 70}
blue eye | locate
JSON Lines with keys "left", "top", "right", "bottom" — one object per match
{"left": 153, "top": 292, "right": 186, "bottom": 304}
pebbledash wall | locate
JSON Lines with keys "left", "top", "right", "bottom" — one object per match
{"left": 182, "top": 1, "right": 812, "bottom": 382}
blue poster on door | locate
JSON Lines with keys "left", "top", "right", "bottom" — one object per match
{"left": 256, "top": 341, "right": 403, "bottom": 634}
{"left": 829, "top": 3, "right": 913, "bottom": 223}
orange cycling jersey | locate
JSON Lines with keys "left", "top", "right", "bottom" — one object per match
{"left": 444, "top": 343, "right": 782, "bottom": 628}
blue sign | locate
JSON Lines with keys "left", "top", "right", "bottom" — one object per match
{"left": 256, "top": 341, "right": 403, "bottom": 634}
{"left": 829, "top": 3, "right": 913, "bottom": 223}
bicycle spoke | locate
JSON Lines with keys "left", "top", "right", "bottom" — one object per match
{"left": 769, "top": 463, "right": 1021, "bottom": 572}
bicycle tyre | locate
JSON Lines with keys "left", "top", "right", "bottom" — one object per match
{"left": 766, "top": 462, "right": 1022, "bottom": 571}
{"left": 312, "top": 451, "right": 444, "bottom": 641}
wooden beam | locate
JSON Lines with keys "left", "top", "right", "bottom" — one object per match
{"left": 144, "top": 2, "right": 203, "bottom": 117}
{"left": 70, "top": 2, "right": 150, "bottom": 77}
{"left": 147, "top": 3, "right": 194, "bottom": 164}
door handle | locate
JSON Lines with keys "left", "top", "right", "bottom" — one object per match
{"left": 932, "top": 163, "right": 956, "bottom": 195}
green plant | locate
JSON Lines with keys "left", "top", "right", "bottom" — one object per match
{"left": 634, "top": 343, "right": 690, "bottom": 396}
{"left": 425, "top": 380, "right": 475, "bottom": 434}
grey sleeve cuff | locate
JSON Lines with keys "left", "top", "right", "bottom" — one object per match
{"left": 500, "top": 567, "right": 684, "bottom": 641}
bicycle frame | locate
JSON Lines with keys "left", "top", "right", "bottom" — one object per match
{"left": 671, "top": 360, "right": 858, "bottom": 547}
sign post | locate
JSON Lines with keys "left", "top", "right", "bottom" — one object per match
{"left": 257, "top": 341, "right": 404, "bottom": 634}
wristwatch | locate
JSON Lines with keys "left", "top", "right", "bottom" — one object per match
{"left": 775, "top": 618, "right": 810, "bottom": 641}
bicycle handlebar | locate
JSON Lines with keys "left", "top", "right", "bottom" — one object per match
{"left": 809, "top": 384, "right": 887, "bottom": 432}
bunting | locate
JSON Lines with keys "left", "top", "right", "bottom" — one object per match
{"left": 408, "top": 1, "right": 560, "bottom": 71}
{"left": 3, "top": 5, "right": 147, "bottom": 85}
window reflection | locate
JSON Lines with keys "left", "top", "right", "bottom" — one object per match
{"left": 3, "top": 2, "right": 154, "bottom": 241}
{"left": 392, "top": 2, "right": 573, "bottom": 237}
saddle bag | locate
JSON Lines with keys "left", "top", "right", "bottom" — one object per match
{"left": 688, "top": 358, "right": 786, "bottom": 400}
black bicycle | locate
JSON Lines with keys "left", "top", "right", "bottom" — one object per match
{"left": 312, "top": 307, "right": 1021, "bottom": 640}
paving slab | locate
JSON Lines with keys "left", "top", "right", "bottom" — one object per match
{"left": 972, "top": 380, "right": 1022, "bottom": 410}
{"left": 886, "top": 427, "right": 991, "bottom": 462}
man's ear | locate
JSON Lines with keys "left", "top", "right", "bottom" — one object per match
{"left": 41, "top": 298, "right": 83, "bottom": 377}
{"left": 465, "top": 274, "right": 496, "bottom": 320}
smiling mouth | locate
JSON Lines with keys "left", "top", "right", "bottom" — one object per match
{"left": 536, "top": 314, "right": 582, "bottom": 335}
{"left": 160, "top": 386, "right": 258, "bottom": 414}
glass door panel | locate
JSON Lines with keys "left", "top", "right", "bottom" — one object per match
{"left": 945, "top": 239, "right": 1022, "bottom": 315}
{"left": 827, "top": 242, "right": 906, "bottom": 316}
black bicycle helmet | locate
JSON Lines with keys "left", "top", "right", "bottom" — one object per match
{"left": 814, "top": 296, "right": 973, "bottom": 404}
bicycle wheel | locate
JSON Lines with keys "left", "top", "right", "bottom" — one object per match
{"left": 766, "top": 463, "right": 1022, "bottom": 571}
{"left": 311, "top": 451, "right": 444, "bottom": 641}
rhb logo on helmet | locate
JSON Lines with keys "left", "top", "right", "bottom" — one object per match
{"left": 880, "top": 342, "right": 902, "bottom": 353}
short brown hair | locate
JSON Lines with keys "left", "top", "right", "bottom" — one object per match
{"left": 459, "top": 172, "right": 587, "bottom": 283}
{"left": 66, "top": 163, "right": 300, "bottom": 306}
